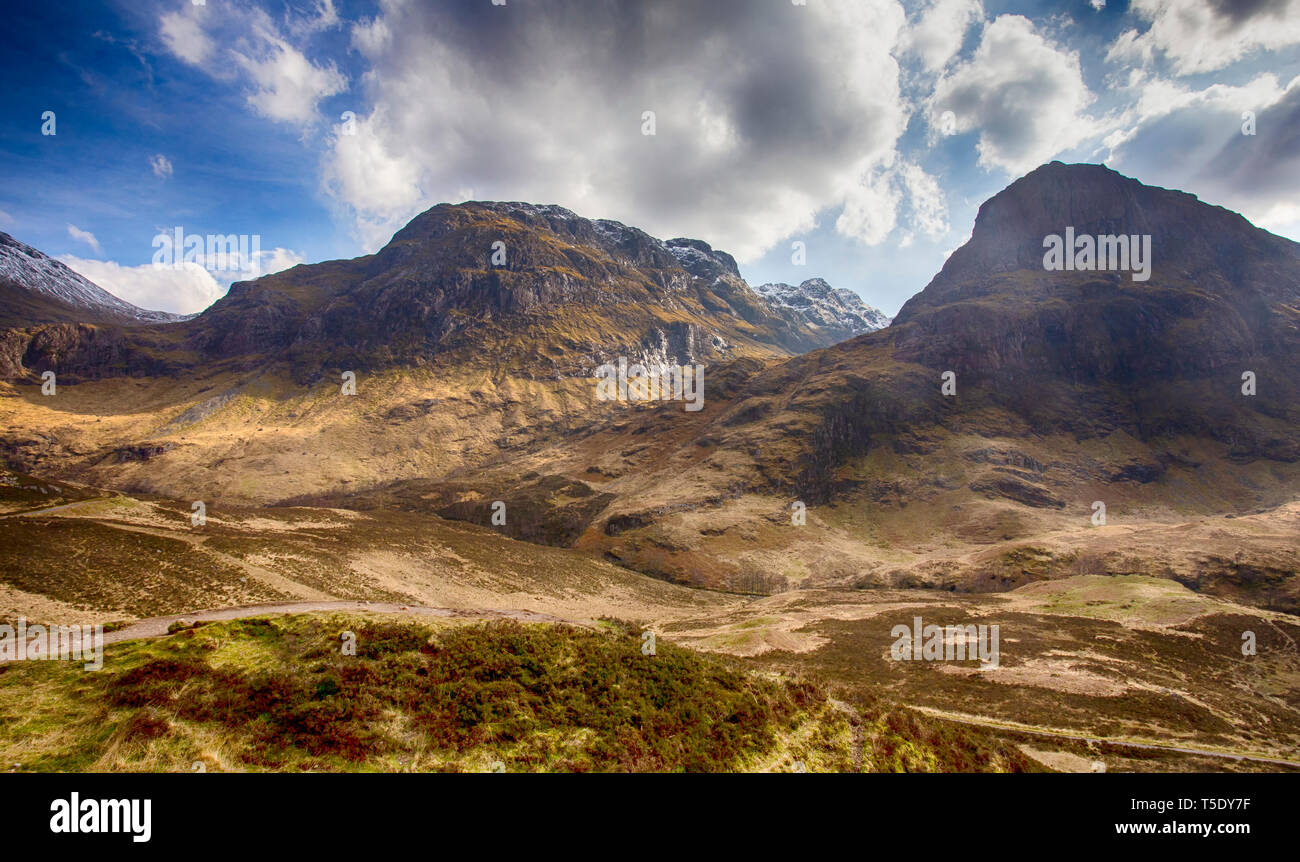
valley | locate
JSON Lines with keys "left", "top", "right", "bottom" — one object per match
{"left": 0, "top": 473, "right": 1295, "bottom": 771}
{"left": 0, "top": 163, "right": 1296, "bottom": 772}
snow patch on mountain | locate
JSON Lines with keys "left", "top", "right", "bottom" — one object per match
{"left": 754, "top": 278, "right": 890, "bottom": 337}
{"left": 0, "top": 232, "right": 184, "bottom": 323}
{"left": 664, "top": 238, "right": 741, "bottom": 280}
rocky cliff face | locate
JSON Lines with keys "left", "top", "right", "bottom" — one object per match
{"left": 892, "top": 162, "right": 1300, "bottom": 387}
{"left": 873, "top": 162, "right": 1300, "bottom": 464}
{"left": 0, "top": 321, "right": 187, "bottom": 383}
{"left": 901, "top": 162, "right": 1300, "bottom": 306}
{"left": 0, "top": 232, "right": 190, "bottom": 381}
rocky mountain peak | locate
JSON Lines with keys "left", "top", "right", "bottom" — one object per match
{"left": 879, "top": 164, "right": 1300, "bottom": 455}
{"left": 754, "top": 278, "right": 890, "bottom": 342}
{"left": 663, "top": 237, "right": 741, "bottom": 280}
{"left": 904, "top": 162, "right": 1300, "bottom": 320}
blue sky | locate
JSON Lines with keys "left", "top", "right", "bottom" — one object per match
{"left": 2, "top": 0, "right": 1298, "bottom": 316}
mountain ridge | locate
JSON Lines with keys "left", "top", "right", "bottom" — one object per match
{"left": 0, "top": 231, "right": 185, "bottom": 327}
{"left": 0, "top": 202, "right": 872, "bottom": 384}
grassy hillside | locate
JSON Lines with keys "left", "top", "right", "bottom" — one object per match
{"left": 0, "top": 613, "right": 1036, "bottom": 773}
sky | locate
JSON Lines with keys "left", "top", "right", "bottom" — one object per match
{"left": 1, "top": 0, "right": 1298, "bottom": 317}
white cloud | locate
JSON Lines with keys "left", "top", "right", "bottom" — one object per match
{"left": 1109, "top": 0, "right": 1300, "bottom": 76}
{"left": 1090, "top": 0, "right": 1106, "bottom": 10}
{"left": 58, "top": 246, "right": 305, "bottom": 316}
{"left": 835, "top": 160, "right": 950, "bottom": 245}
{"left": 837, "top": 166, "right": 902, "bottom": 245}
{"left": 159, "top": 4, "right": 213, "bottom": 66}
{"left": 902, "top": 0, "right": 984, "bottom": 73}
{"left": 1106, "top": 28, "right": 1152, "bottom": 69}
{"left": 233, "top": 36, "right": 347, "bottom": 125}
{"left": 251, "top": 246, "right": 306, "bottom": 277}
{"left": 66, "top": 224, "right": 102, "bottom": 255}
{"left": 61, "top": 258, "right": 221, "bottom": 315}
{"left": 899, "top": 163, "right": 949, "bottom": 239}
{"left": 157, "top": 2, "right": 346, "bottom": 126}
{"left": 0, "top": 209, "right": 13, "bottom": 228}
{"left": 287, "top": 0, "right": 341, "bottom": 37}
{"left": 322, "top": 108, "right": 426, "bottom": 251}
{"left": 929, "top": 15, "right": 1096, "bottom": 176}
{"left": 326, "top": 0, "right": 912, "bottom": 260}
{"left": 149, "top": 154, "right": 174, "bottom": 179}
{"left": 350, "top": 15, "right": 391, "bottom": 56}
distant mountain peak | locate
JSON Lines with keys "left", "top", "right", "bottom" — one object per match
{"left": 754, "top": 278, "right": 890, "bottom": 341}
{"left": 0, "top": 231, "right": 183, "bottom": 325}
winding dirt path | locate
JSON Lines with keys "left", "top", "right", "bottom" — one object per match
{"left": 101, "top": 600, "right": 587, "bottom": 647}
{"left": 0, "top": 497, "right": 111, "bottom": 519}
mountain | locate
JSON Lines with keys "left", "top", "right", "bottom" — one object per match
{"left": 186, "top": 201, "right": 858, "bottom": 381}
{"left": 753, "top": 278, "right": 890, "bottom": 342}
{"left": 0, "top": 231, "right": 183, "bottom": 326}
{"left": 891, "top": 161, "right": 1300, "bottom": 397}
{"left": 570, "top": 163, "right": 1300, "bottom": 607}
{"left": 1, "top": 165, "right": 1297, "bottom": 613}
{"left": 703, "top": 161, "right": 1300, "bottom": 494}
{"left": 0, "top": 202, "right": 871, "bottom": 503}
{"left": 1, "top": 203, "right": 864, "bottom": 384}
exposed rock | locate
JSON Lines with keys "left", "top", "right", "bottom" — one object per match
{"left": 968, "top": 476, "right": 1066, "bottom": 509}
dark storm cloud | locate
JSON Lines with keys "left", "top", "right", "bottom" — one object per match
{"left": 1107, "top": 73, "right": 1300, "bottom": 238}
{"left": 1206, "top": 0, "right": 1291, "bottom": 27}
{"left": 1204, "top": 80, "right": 1300, "bottom": 197}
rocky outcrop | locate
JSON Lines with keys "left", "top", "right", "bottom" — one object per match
{"left": 0, "top": 322, "right": 179, "bottom": 381}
